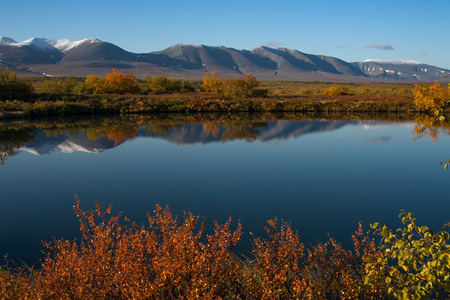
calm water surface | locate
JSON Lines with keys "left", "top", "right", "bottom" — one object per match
{"left": 1, "top": 114, "right": 449, "bottom": 265}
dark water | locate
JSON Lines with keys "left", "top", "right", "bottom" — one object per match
{"left": 1, "top": 114, "right": 449, "bottom": 265}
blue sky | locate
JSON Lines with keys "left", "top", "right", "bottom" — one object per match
{"left": 2, "top": 0, "right": 449, "bottom": 69}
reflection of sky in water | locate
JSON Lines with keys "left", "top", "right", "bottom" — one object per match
{"left": 365, "top": 137, "right": 392, "bottom": 143}
{"left": 1, "top": 120, "right": 449, "bottom": 265}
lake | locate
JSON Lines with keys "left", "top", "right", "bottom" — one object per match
{"left": 1, "top": 113, "right": 449, "bottom": 266}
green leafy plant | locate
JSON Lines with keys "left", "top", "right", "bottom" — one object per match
{"left": 365, "top": 211, "right": 450, "bottom": 299}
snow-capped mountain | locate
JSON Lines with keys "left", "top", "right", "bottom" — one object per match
{"left": 354, "top": 59, "right": 449, "bottom": 81}
{"left": 1, "top": 35, "right": 449, "bottom": 82}
{"left": 0, "top": 36, "right": 98, "bottom": 53}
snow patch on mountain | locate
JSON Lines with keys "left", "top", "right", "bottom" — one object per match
{"left": 0, "top": 36, "right": 17, "bottom": 44}
{"left": 49, "top": 38, "right": 91, "bottom": 53}
{"left": 363, "top": 59, "right": 422, "bottom": 65}
{"left": 17, "top": 38, "right": 59, "bottom": 51}
{"left": 2, "top": 37, "right": 100, "bottom": 53}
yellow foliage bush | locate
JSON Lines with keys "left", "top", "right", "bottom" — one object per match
{"left": 356, "top": 86, "right": 373, "bottom": 94}
{"left": 79, "top": 74, "right": 108, "bottom": 94}
{"left": 202, "top": 71, "right": 223, "bottom": 93}
{"left": 322, "top": 84, "right": 350, "bottom": 96}
{"left": 202, "top": 72, "right": 268, "bottom": 98}
{"left": 413, "top": 81, "right": 450, "bottom": 111}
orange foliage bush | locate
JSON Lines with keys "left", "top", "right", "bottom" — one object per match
{"left": 79, "top": 69, "right": 140, "bottom": 95}
{"left": 104, "top": 68, "right": 141, "bottom": 94}
{"left": 0, "top": 198, "right": 387, "bottom": 299}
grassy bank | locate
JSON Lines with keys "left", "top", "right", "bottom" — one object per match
{"left": 0, "top": 91, "right": 419, "bottom": 118}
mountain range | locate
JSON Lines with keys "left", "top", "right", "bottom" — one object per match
{"left": 1, "top": 36, "right": 449, "bottom": 82}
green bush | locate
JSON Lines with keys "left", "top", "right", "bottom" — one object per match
{"left": 365, "top": 211, "right": 450, "bottom": 299}
{"left": 41, "top": 76, "right": 79, "bottom": 94}
{"left": 0, "top": 67, "right": 35, "bottom": 101}
{"left": 144, "top": 75, "right": 194, "bottom": 94}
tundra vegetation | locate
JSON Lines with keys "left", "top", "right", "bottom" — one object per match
{"left": 2, "top": 67, "right": 450, "bottom": 117}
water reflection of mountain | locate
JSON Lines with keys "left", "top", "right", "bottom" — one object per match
{"left": 145, "top": 121, "right": 349, "bottom": 146}
{"left": 17, "top": 121, "right": 350, "bottom": 156}
{"left": 18, "top": 131, "right": 117, "bottom": 155}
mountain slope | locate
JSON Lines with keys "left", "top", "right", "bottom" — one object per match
{"left": 61, "top": 38, "right": 138, "bottom": 62}
{"left": 1, "top": 35, "right": 449, "bottom": 81}
{"left": 354, "top": 59, "right": 449, "bottom": 81}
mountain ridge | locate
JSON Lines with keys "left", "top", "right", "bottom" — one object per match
{"left": 1, "top": 36, "right": 449, "bottom": 82}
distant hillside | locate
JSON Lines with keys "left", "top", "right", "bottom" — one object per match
{"left": 354, "top": 59, "right": 449, "bottom": 81}
{"left": 1, "top": 35, "right": 449, "bottom": 81}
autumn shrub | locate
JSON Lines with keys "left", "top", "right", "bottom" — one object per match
{"left": 77, "top": 74, "right": 108, "bottom": 94}
{"left": 413, "top": 81, "right": 450, "bottom": 112}
{"left": 299, "top": 86, "right": 320, "bottom": 95}
{"left": 104, "top": 68, "right": 141, "bottom": 94}
{"left": 223, "top": 74, "right": 269, "bottom": 98}
{"left": 0, "top": 197, "right": 394, "bottom": 299}
{"left": 30, "top": 198, "right": 243, "bottom": 299}
{"left": 322, "top": 84, "right": 351, "bottom": 96}
{"left": 397, "top": 88, "right": 411, "bottom": 94}
{"left": 0, "top": 67, "right": 35, "bottom": 101}
{"left": 202, "top": 71, "right": 223, "bottom": 93}
{"left": 78, "top": 69, "right": 140, "bottom": 95}
{"left": 0, "top": 260, "right": 35, "bottom": 299}
{"left": 356, "top": 85, "right": 373, "bottom": 94}
{"left": 245, "top": 219, "right": 387, "bottom": 300}
{"left": 202, "top": 72, "right": 268, "bottom": 98}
